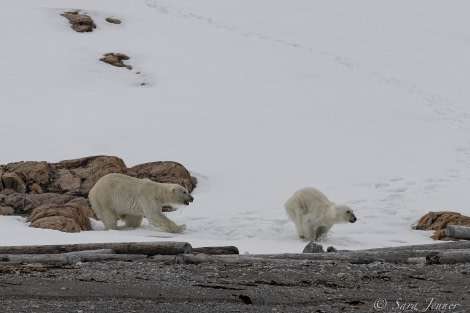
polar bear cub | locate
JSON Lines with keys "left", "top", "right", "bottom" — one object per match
{"left": 89, "top": 173, "right": 193, "bottom": 233}
{"left": 284, "top": 187, "right": 356, "bottom": 240}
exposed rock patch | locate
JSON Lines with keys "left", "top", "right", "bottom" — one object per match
{"left": 29, "top": 203, "right": 93, "bottom": 233}
{"left": 413, "top": 211, "right": 470, "bottom": 240}
{"left": 61, "top": 11, "right": 96, "bottom": 33}
{"left": 100, "top": 53, "right": 132, "bottom": 70}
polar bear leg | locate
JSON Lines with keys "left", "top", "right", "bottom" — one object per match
{"left": 286, "top": 205, "right": 307, "bottom": 239}
{"left": 100, "top": 211, "right": 119, "bottom": 230}
{"left": 301, "top": 215, "right": 317, "bottom": 240}
{"left": 315, "top": 225, "right": 332, "bottom": 239}
{"left": 145, "top": 210, "right": 186, "bottom": 233}
{"left": 122, "top": 214, "right": 144, "bottom": 228}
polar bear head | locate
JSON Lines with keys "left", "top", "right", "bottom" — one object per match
{"left": 170, "top": 184, "right": 194, "bottom": 205}
{"left": 335, "top": 205, "right": 357, "bottom": 224}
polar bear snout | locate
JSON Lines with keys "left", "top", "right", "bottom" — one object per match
{"left": 184, "top": 194, "right": 194, "bottom": 205}
{"left": 348, "top": 212, "right": 357, "bottom": 223}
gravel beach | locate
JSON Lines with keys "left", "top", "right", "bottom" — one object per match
{"left": 1, "top": 259, "right": 469, "bottom": 313}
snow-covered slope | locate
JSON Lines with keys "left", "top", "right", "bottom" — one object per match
{"left": 1, "top": 0, "right": 469, "bottom": 253}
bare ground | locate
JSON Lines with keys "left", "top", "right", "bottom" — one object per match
{"left": 1, "top": 259, "right": 469, "bottom": 313}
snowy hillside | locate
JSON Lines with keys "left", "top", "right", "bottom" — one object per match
{"left": 1, "top": 0, "right": 470, "bottom": 253}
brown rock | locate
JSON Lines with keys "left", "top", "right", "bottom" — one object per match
{"left": 49, "top": 156, "right": 127, "bottom": 196}
{"left": 0, "top": 206, "right": 14, "bottom": 216}
{"left": 100, "top": 53, "right": 132, "bottom": 70}
{"left": 413, "top": 211, "right": 470, "bottom": 240}
{"left": 61, "top": 11, "right": 96, "bottom": 32}
{"left": 106, "top": 17, "right": 121, "bottom": 24}
{"left": 30, "top": 216, "right": 82, "bottom": 233}
{"left": 0, "top": 167, "right": 3, "bottom": 191}
{"left": 4, "top": 161, "right": 50, "bottom": 185}
{"left": 2, "top": 173, "right": 26, "bottom": 193}
{"left": 0, "top": 193, "right": 90, "bottom": 215}
{"left": 29, "top": 203, "right": 92, "bottom": 232}
{"left": 128, "top": 161, "right": 196, "bottom": 192}
{"left": 28, "top": 183, "right": 43, "bottom": 194}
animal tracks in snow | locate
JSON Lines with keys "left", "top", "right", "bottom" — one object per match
{"left": 147, "top": 0, "right": 470, "bottom": 131}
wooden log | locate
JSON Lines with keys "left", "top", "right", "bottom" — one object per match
{"left": 174, "top": 254, "right": 329, "bottom": 265}
{"left": 445, "top": 225, "right": 470, "bottom": 240}
{"left": 0, "top": 242, "right": 192, "bottom": 256}
{"left": 174, "top": 248, "right": 470, "bottom": 265}
{"left": 1, "top": 249, "right": 114, "bottom": 265}
{"left": 192, "top": 246, "right": 239, "bottom": 255}
{"left": 80, "top": 254, "right": 148, "bottom": 262}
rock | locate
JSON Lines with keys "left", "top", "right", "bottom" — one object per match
{"left": 0, "top": 206, "right": 14, "bottom": 216}
{"left": 2, "top": 173, "right": 27, "bottom": 193}
{"left": 106, "top": 17, "right": 121, "bottom": 24}
{"left": 4, "top": 161, "right": 50, "bottom": 185}
{"left": 302, "top": 241, "right": 325, "bottom": 253}
{"left": 28, "top": 183, "right": 43, "bottom": 194}
{"left": 0, "top": 193, "right": 90, "bottom": 215}
{"left": 100, "top": 53, "right": 133, "bottom": 70}
{"left": 49, "top": 156, "right": 127, "bottom": 196}
{"left": 128, "top": 161, "right": 196, "bottom": 193}
{"left": 30, "top": 216, "right": 83, "bottom": 233}
{"left": 326, "top": 246, "right": 338, "bottom": 252}
{"left": 413, "top": 211, "right": 470, "bottom": 240}
{"left": 61, "top": 12, "right": 96, "bottom": 32}
{"left": 29, "top": 203, "right": 92, "bottom": 232}
{"left": 0, "top": 167, "right": 4, "bottom": 191}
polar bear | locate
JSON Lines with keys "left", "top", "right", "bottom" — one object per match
{"left": 89, "top": 173, "right": 193, "bottom": 233}
{"left": 284, "top": 187, "right": 356, "bottom": 240}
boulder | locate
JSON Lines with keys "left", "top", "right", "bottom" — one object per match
{"left": 0, "top": 206, "right": 14, "bottom": 216}
{"left": 0, "top": 193, "right": 90, "bottom": 215}
{"left": 2, "top": 173, "right": 26, "bottom": 193}
{"left": 61, "top": 12, "right": 96, "bottom": 33}
{"left": 48, "top": 155, "right": 127, "bottom": 196}
{"left": 29, "top": 203, "right": 92, "bottom": 232}
{"left": 129, "top": 161, "right": 196, "bottom": 193}
{"left": 302, "top": 241, "right": 325, "bottom": 253}
{"left": 4, "top": 161, "right": 50, "bottom": 185}
{"left": 413, "top": 211, "right": 470, "bottom": 240}
{"left": 0, "top": 167, "right": 4, "bottom": 191}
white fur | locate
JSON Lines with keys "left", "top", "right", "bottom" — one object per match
{"left": 284, "top": 187, "right": 356, "bottom": 240}
{"left": 89, "top": 173, "right": 193, "bottom": 233}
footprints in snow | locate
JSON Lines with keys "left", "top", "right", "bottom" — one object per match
{"left": 148, "top": 0, "right": 470, "bottom": 130}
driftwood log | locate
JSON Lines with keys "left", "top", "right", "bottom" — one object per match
{"left": 0, "top": 241, "right": 193, "bottom": 256}
{"left": 192, "top": 246, "right": 239, "bottom": 255}
{"left": 2, "top": 241, "right": 470, "bottom": 265}
{"left": 1, "top": 250, "right": 149, "bottom": 265}
{"left": 445, "top": 225, "right": 470, "bottom": 240}
{"left": 170, "top": 241, "right": 470, "bottom": 265}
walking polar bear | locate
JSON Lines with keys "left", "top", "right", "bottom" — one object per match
{"left": 285, "top": 187, "right": 357, "bottom": 240}
{"left": 89, "top": 173, "right": 193, "bottom": 233}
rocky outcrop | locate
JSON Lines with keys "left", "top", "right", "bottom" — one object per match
{"left": 0, "top": 193, "right": 90, "bottom": 215}
{"left": 61, "top": 12, "right": 96, "bottom": 32}
{"left": 128, "top": 161, "right": 196, "bottom": 193}
{"left": 413, "top": 211, "right": 470, "bottom": 240}
{"left": 0, "top": 156, "right": 196, "bottom": 232}
{"left": 100, "top": 53, "right": 132, "bottom": 70}
{"left": 29, "top": 203, "right": 93, "bottom": 233}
